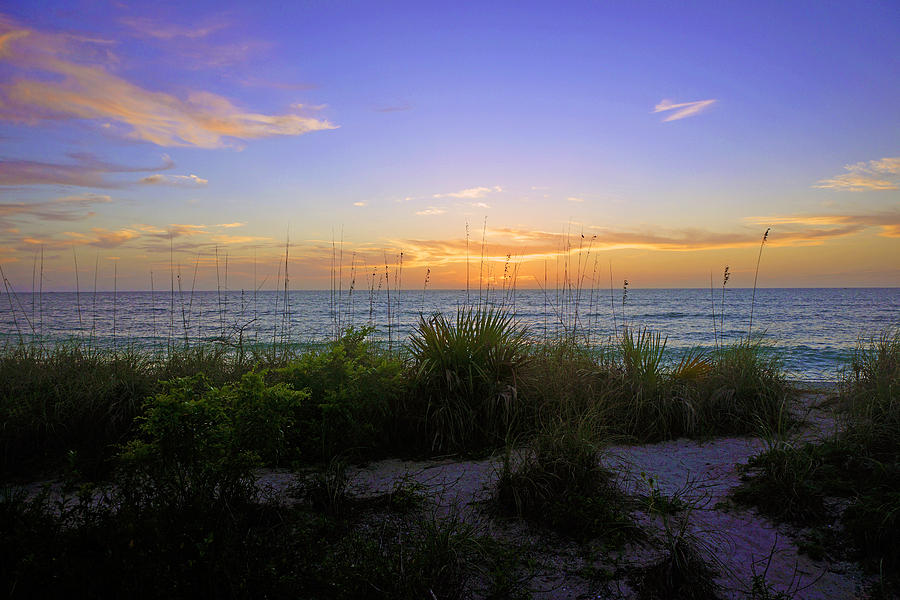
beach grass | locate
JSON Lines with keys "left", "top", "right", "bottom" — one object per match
{"left": 733, "top": 327, "right": 900, "bottom": 593}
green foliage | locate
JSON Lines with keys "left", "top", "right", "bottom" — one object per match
{"left": 620, "top": 327, "right": 667, "bottom": 396}
{"left": 733, "top": 442, "right": 834, "bottom": 523}
{"left": 704, "top": 339, "right": 791, "bottom": 434}
{"left": 0, "top": 342, "right": 294, "bottom": 477}
{"left": 0, "top": 344, "right": 155, "bottom": 477}
{"left": 274, "top": 327, "right": 406, "bottom": 461}
{"left": 843, "top": 327, "right": 900, "bottom": 456}
{"left": 118, "top": 372, "right": 306, "bottom": 510}
{"left": 494, "top": 421, "right": 636, "bottom": 542}
{"left": 409, "top": 307, "right": 529, "bottom": 451}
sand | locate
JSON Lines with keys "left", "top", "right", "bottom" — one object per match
{"left": 286, "top": 387, "right": 873, "bottom": 599}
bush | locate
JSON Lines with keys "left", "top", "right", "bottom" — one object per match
{"left": 118, "top": 372, "right": 306, "bottom": 510}
{"left": 409, "top": 307, "right": 529, "bottom": 452}
{"left": 273, "top": 327, "right": 406, "bottom": 460}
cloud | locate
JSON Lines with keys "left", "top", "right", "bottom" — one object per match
{"left": 167, "top": 223, "right": 209, "bottom": 237}
{"left": 433, "top": 186, "right": 502, "bottom": 199}
{"left": 470, "top": 202, "right": 490, "bottom": 209}
{"left": 353, "top": 201, "right": 367, "bottom": 207}
{"left": 0, "top": 15, "right": 337, "bottom": 148}
{"left": 654, "top": 98, "right": 716, "bottom": 122}
{"left": 119, "top": 16, "right": 269, "bottom": 70}
{"left": 209, "top": 234, "right": 271, "bottom": 244}
{"left": 567, "top": 196, "right": 584, "bottom": 203}
{"left": 0, "top": 153, "right": 174, "bottom": 187}
{"left": 215, "top": 222, "right": 245, "bottom": 228}
{"left": 814, "top": 156, "right": 900, "bottom": 191}
{"left": 416, "top": 207, "right": 446, "bottom": 216}
{"left": 375, "top": 104, "right": 411, "bottom": 113}
{"left": 745, "top": 213, "right": 900, "bottom": 239}
{"left": 135, "top": 222, "right": 209, "bottom": 239}
{"left": 65, "top": 227, "right": 140, "bottom": 248}
{"left": 389, "top": 212, "right": 897, "bottom": 267}
{"left": 0, "top": 193, "right": 111, "bottom": 228}
{"left": 139, "top": 173, "right": 208, "bottom": 186}
{"left": 19, "top": 227, "right": 139, "bottom": 249}
{"left": 119, "top": 16, "right": 226, "bottom": 40}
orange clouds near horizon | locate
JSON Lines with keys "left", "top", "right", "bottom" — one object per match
{"left": 1, "top": 212, "right": 897, "bottom": 292}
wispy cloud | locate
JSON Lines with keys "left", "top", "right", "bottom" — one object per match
{"left": 433, "top": 186, "right": 502, "bottom": 199}
{"left": 415, "top": 207, "right": 446, "bottom": 216}
{"left": 353, "top": 201, "right": 367, "bottom": 207}
{"left": 119, "top": 16, "right": 226, "bottom": 40}
{"left": 814, "top": 156, "right": 900, "bottom": 191}
{"left": 139, "top": 173, "right": 208, "bottom": 186}
{"left": 0, "top": 193, "right": 111, "bottom": 228}
{"left": 391, "top": 213, "right": 897, "bottom": 267}
{"left": 654, "top": 98, "right": 716, "bottom": 122}
{"left": 567, "top": 196, "right": 584, "bottom": 203}
{"left": 19, "top": 227, "right": 139, "bottom": 249}
{"left": 745, "top": 212, "right": 900, "bottom": 238}
{"left": 0, "top": 153, "right": 173, "bottom": 187}
{"left": 119, "top": 15, "right": 270, "bottom": 70}
{"left": 375, "top": 104, "right": 411, "bottom": 113}
{"left": 64, "top": 227, "right": 140, "bottom": 248}
{"left": 0, "top": 15, "right": 336, "bottom": 148}
{"left": 215, "top": 222, "right": 245, "bottom": 228}
{"left": 209, "top": 234, "right": 271, "bottom": 244}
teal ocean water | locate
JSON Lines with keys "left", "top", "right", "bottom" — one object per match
{"left": 1, "top": 288, "right": 897, "bottom": 381}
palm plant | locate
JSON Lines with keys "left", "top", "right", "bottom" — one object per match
{"left": 408, "top": 306, "right": 529, "bottom": 451}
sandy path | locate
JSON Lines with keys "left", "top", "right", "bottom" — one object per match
{"left": 324, "top": 390, "right": 871, "bottom": 599}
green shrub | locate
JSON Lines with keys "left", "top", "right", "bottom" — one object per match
{"left": 118, "top": 372, "right": 306, "bottom": 510}
{"left": 734, "top": 328, "right": 900, "bottom": 585}
{"left": 274, "top": 327, "right": 406, "bottom": 460}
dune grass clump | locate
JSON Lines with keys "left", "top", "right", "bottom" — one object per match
{"left": 842, "top": 327, "right": 900, "bottom": 456}
{"left": 588, "top": 330, "right": 792, "bottom": 443}
{"left": 703, "top": 339, "right": 791, "bottom": 434}
{"left": 631, "top": 531, "right": 722, "bottom": 600}
{"left": 519, "top": 339, "right": 621, "bottom": 429}
{"left": 408, "top": 306, "right": 529, "bottom": 452}
{"left": 493, "top": 419, "right": 637, "bottom": 543}
{"left": 0, "top": 344, "right": 156, "bottom": 477}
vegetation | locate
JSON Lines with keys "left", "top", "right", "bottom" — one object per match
{"left": 733, "top": 328, "right": 900, "bottom": 592}
{"left": 408, "top": 306, "right": 530, "bottom": 452}
{"left": 493, "top": 419, "right": 637, "bottom": 543}
{"left": 4, "top": 290, "right": 890, "bottom": 599}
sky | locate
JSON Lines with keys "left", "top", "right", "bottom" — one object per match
{"left": 0, "top": 0, "right": 897, "bottom": 291}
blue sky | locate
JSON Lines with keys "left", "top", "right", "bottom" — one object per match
{"left": 0, "top": 1, "right": 897, "bottom": 289}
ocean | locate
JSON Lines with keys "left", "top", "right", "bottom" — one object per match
{"left": 1, "top": 288, "right": 897, "bottom": 381}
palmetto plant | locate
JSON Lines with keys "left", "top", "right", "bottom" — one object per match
{"left": 620, "top": 326, "right": 667, "bottom": 394}
{"left": 409, "top": 306, "right": 529, "bottom": 451}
